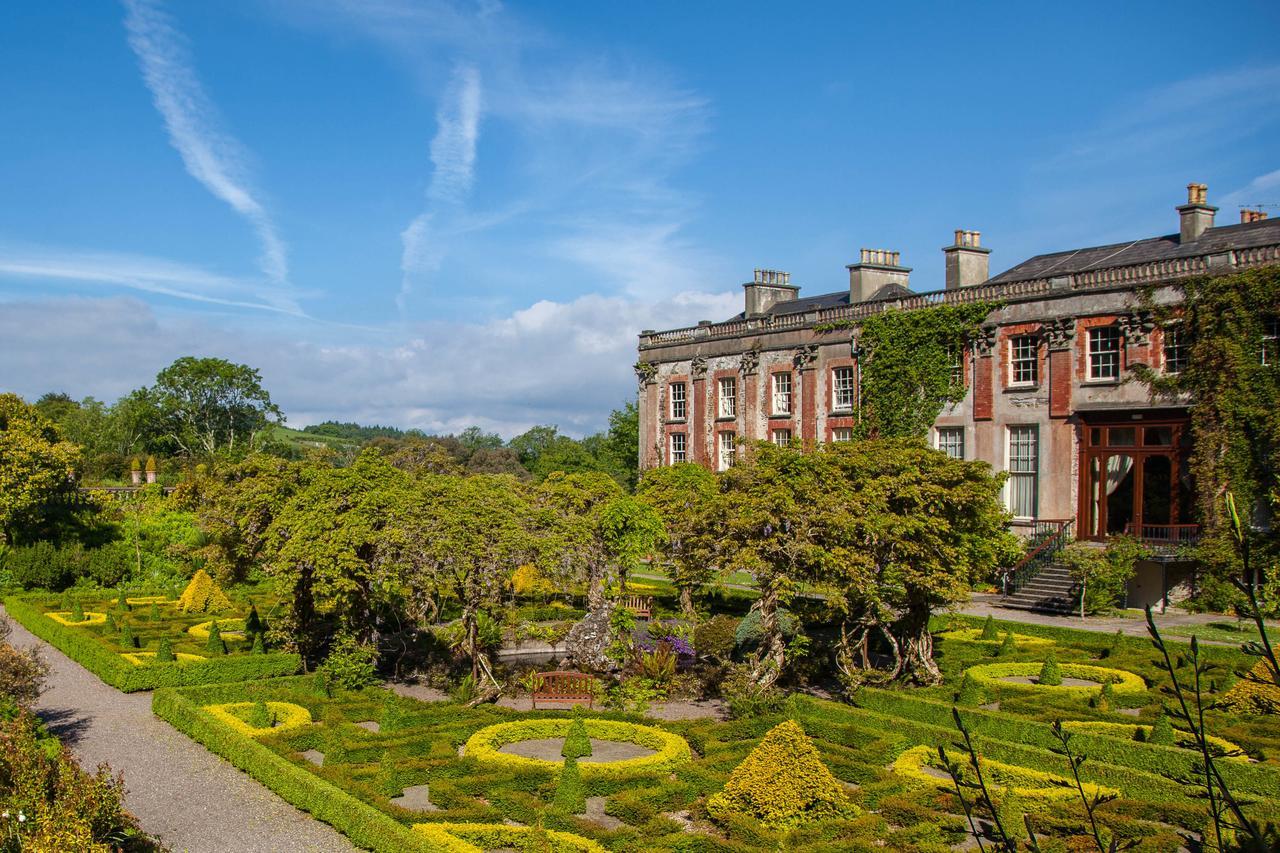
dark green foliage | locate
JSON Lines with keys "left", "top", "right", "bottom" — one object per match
{"left": 248, "top": 700, "right": 272, "bottom": 729}
{"left": 379, "top": 693, "right": 406, "bottom": 732}
{"left": 980, "top": 615, "right": 999, "bottom": 641}
{"left": 69, "top": 599, "right": 85, "bottom": 622}
{"left": 552, "top": 757, "right": 586, "bottom": 814}
{"left": 315, "top": 635, "right": 378, "bottom": 692}
{"left": 1148, "top": 710, "right": 1176, "bottom": 746}
{"left": 156, "top": 638, "right": 175, "bottom": 663}
{"left": 1090, "top": 680, "right": 1116, "bottom": 711}
{"left": 251, "top": 632, "right": 266, "bottom": 655}
{"left": 4, "top": 541, "right": 81, "bottom": 591}
{"left": 120, "top": 622, "right": 137, "bottom": 649}
{"left": 206, "top": 621, "right": 226, "bottom": 655}
{"left": 117, "top": 588, "right": 130, "bottom": 611}
{"left": 693, "top": 614, "right": 739, "bottom": 663}
{"left": 149, "top": 602, "right": 160, "bottom": 622}
{"left": 561, "top": 715, "right": 592, "bottom": 760}
{"left": 1038, "top": 653, "right": 1062, "bottom": 686}
{"left": 1100, "top": 629, "right": 1124, "bottom": 659}
{"left": 245, "top": 603, "right": 263, "bottom": 635}
{"left": 997, "top": 631, "right": 1016, "bottom": 657}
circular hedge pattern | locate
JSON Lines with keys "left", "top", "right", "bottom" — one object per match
{"left": 47, "top": 611, "right": 108, "bottom": 627}
{"left": 121, "top": 651, "right": 205, "bottom": 666}
{"left": 414, "top": 821, "right": 606, "bottom": 852}
{"left": 892, "top": 745, "right": 1119, "bottom": 801}
{"left": 188, "top": 618, "right": 247, "bottom": 640}
{"left": 939, "top": 628, "right": 1054, "bottom": 647}
{"left": 964, "top": 662, "right": 1146, "bottom": 699}
{"left": 1061, "top": 720, "right": 1246, "bottom": 760}
{"left": 464, "top": 718, "right": 691, "bottom": 779}
{"left": 125, "top": 596, "right": 170, "bottom": 606}
{"left": 204, "top": 701, "right": 313, "bottom": 738}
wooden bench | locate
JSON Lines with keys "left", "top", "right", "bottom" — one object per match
{"left": 618, "top": 594, "right": 653, "bottom": 620}
{"left": 531, "top": 671, "right": 596, "bottom": 710}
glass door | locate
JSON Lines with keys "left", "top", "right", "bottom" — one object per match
{"left": 1080, "top": 418, "right": 1188, "bottom": 540}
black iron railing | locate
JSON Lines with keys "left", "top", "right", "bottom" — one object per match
{"left": 1002, "top": 518, "right": 1075, "bottom": 595}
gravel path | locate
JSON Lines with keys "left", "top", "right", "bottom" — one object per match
{"left": 2, "top": 606, "right": 357, "bottom": 853}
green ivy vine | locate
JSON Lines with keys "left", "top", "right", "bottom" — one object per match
{"left": 854, "top": 303, "right": 996, "bottom": 439}
{"left": 1137, "top": 266, "right": 1280, "bottom": 597}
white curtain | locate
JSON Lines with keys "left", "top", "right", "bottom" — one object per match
{"left": 1106, "top": 454, "right": 1134, "bottom": 496}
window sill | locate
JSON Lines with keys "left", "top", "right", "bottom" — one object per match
{"left": 664, "top": 418, "right": 687, "bottom": 425}
{"left": 714, "top": 415, "right": 737, "bottom": 423}
{"left": 829, "top": 408, "right": 854, "bottom": 416}
{"left": 1082, "top": 378, "right": 1121, "bottom": 387}
{"left": 1004, "top": 384, "right": 1040, "bottom": 393}
{"left": 769, "top": 412, "right": 793, "bottom": 419}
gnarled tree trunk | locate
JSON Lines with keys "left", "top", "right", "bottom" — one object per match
{"left": 893, "top": 599, "right": 941, "bottom": 686}
{"left": 750, "top": 582, "right": 786, "bottom": 687}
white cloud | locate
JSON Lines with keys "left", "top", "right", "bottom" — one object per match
{"left": 122, "top": 0, "right": 290, "bottom": 287}
{"left": 0, "top": 290, "right": 738, "bottom": 437}
{"left": 0, "top": 244, "right": 302, "bottom": 315}
{"left": 1219, "top": 168, "right": 1280, "bottom": 211}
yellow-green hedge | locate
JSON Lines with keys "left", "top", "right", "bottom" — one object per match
{"left": 463, "top": 718, "right": 691, "bottom": 779}
{"left": 1060, "top": 721, "right": 1245, "bottom": 760}
{"left": 413, "top": 822, "right": 606, "bottom": 852}
{"left": 121, "top": 651, "right": 206, "bottom": 666}
{"left": 187, "top": 619, "right": 247, "bottom": 640}
{"left": 204, "top": 702, "right": 313, "bottom": 738}
{"left": 938, "top": 628, "right": 1055, "bottom": 648}
{"left": 46, "top": 611, "right": 108, "bottom": 627}
{"left": 963, "top": 661, "right": 1147, "bottom": 699}
{"left": 891, "top": 745, "right": 1118, "bottom": 802}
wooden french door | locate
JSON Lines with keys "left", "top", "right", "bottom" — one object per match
{"left": 1078, "top": 414, "right": 1191, "bottom": 541}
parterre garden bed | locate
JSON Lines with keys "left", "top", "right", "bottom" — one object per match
{"left": 4, "top": 591, "right": 300, "bottom": 691}
{"left": 152, "top": 611, "right": 1280, "bottom": 853}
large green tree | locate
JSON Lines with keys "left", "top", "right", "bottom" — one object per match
{"left": 0, "top": 394, "right": 80, "bottom": 545}
{"left": 813, "top": 439, "right": 1018, "bottom": 685}
{"left": 150, "top": 357, "right": 282, "bottom": 458}
{"left": 636, "top": 462, "right": 718, "bottom": 618}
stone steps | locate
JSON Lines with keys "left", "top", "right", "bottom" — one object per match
{"left": 1001, "top": 561, "right": 1081, "bottom": 614}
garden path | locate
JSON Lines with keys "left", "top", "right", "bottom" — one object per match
{"left": 1, "top": 605, "right": 357, "bottom": 853}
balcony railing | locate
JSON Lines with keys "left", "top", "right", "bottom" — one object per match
{"left": 1124, "top": 522, "right": 1200, "bottom": 555}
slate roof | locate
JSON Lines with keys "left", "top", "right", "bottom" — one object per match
{"left": 988, "top": 216, "right": 1280, "bottom": 284}
{"left": 730, "top": 282, "right": 911, "bottom": 320}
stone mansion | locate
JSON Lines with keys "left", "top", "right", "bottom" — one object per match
{"left": 635, "top": 184, "right": 1280, "bottom": 548}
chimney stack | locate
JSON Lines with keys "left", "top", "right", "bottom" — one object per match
{"left": 1241, "top": 208, "right": 1269, "bottom": 224}
{"left": 1177, "top": 182, "right": 1216, "bottom": 243}
{"left": 942, "top": 229, "right": 991, "bottom": 289}
{"left": 847, "top": 248, "right": 911, "bottom": 303}
{"left": 743, "top": 268, "right": 799, "bottom": 316}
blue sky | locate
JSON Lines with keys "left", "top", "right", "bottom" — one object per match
{"left": 2, "top": 0, "right": 1278, "bottom": 435}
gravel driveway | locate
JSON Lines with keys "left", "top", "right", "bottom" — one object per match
{"left": 2, "top": 606, "right": 357, "bottom": 853}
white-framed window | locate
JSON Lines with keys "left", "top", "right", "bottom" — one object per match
{"left": 771, "top": 372, "right": 793, "bottom": 415}
{"left": 949, "top": 347, "right": 965, "bottom": 387}
{"left": 1087, "top": 326, "right": 1122, "bottom": 380}
{"left": 669, "top": 433, "right": 686, "bottom": 464}
{"left": 717, "top": 377, "right": 737, "bottom": 418}
{"left": 668, "top": 382, "right": 686, "bottom": 420}
{"left": 935, "top": 427, "right": 964, "bottom": 459}
{"left": 1010, "top": 335, "right": 1038, "bottom": 385}
{"left": 831, "top": 366, "right": 855, "bottom": 411}
{"left": 717, "top": 431, "right": 736, "bottom": 471}
{"left": 1007, "top": 425, "right": 1039, "bottom": 519}
{"left": 831, "top": 427, "right": 853, "bottom": 442}
{"left": 1163, "top": 326, "right": 1188, "bottom": 374}
{"left": 771, "top": 428, "right": 792, "bottom": 447}
{"left": 1263, "top": 317, "right": 1279, "bottom": 366}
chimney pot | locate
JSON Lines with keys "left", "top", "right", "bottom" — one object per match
{"left": 1177, "top": 182, "right": 1216, "bottom": 243}
{"left": 743, "top": 267, "right": 799, "bottom": 315}
{"left": 1241, "top": 208, "right": 1269, "bottom": 224}
{"left": 943, "top": 228, "right": 991, "bottom": 289}
{"left": 847, "top": 248, "right": 910, "bottom": 302}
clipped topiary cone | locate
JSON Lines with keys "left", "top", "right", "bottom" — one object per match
{"left": 1038, "top": 653, "right": 1062, "bottom": 686}
{"left": 553, "top": 756, "right": 586, "bottom": 814}
{"left": 956, "top": 673, "right": 984, "bottom": 706}
{"left": 980, "top": 615, "right": 1000, "bottom": 641}
{"left": 156, "top": 638, "right": 176, "bottom": 662}
{"left": 561, "top": 716, "right": 592, "bottom": 760}
{"left": 706, "top": 719, "right": 857, "bottom": 828}
{"left": 120, "top": 622, "right": 137, "bottom": 649}
{"left": 245, "top": 603, "right": 263, "bottom": 635}
{"left": 175, "top": 568, "right": 233, "bottom": 613}
{"left": 149, "top": 602, "right": 160, "bottom": 621}
{"left": 997, "top": 631, "right": 1016, "bottom": 657}
{"left": 1148, "top": 710, "right": 1176, "bottom": 745}
{"left": 70, "top": 599, "right": 85, "bottom": 623}
{"left": 251, "top": 632, "right": 267, "bottom": 655}
{"left": 248, "top": 700, "right": 272, "bottom": 729}
{"left": 206, "top": 620, "right": 226, "bottom": 655}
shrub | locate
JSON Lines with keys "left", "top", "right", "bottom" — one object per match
{"left": 120, "top": 623, "right": 137, "bottom": 649}
{"left": 175, "top": 568, "right": 232, "bottom": 613}
{"left": 694, "top": 614, "right": 739, "bottom": 663}
{"left": 1038, "top": 653, "right": 1062, "bottom": 686}
{"left": 0, "top": 618, "right": 48, "bottom": 706}
{"left": 203, "top": 701, "right": 312, "bottom": 738}
{"left": 1215, "top": 660, "right": 1280, "bottom": 715}
{"left": 4, "top": 542, "right": 81, "bottom": 591}
{"left": 156, "top": 638, "right": 176, "bottom": 663}
{"left": 705, "top": 719, "right": 857, "bottom": 828}
{"left": 891, "top": 744, "right": 1117, "bottom": 802}
{"left": 980, "top": 615, "right": 999, "bottom": 641}
{"left": 997, "top": 631, "right": 1016, "bottom": 656}
{"left": 510, "top": 563, "right": 554, "bottom": 596}
{"left": 248, "top": 700, "right": 272, "bottom": 729}
{"left": 734, "top": 608, "right": 796, "bottom": 651}
{"left": 463, "top": 718, "right": 691, "bottom": 780}
{"left": 1148, "top": 710, "right": 1176, "bottom": 745}
{"left": 561, "top": 715, "right": 592, "bottom": 760}
{"left": 206, "top": 621, "right": 226, "bottom": 656}
{"left": 720, "top": 662, "right": 786, "bottom": 719}
{"left": 81, "top": 543, "right": 132, "bottom": 588}
{"left": 251, "top": 633, "right": 266, "bottom": 655}
{"left": 963, "top": 662, "right": 1147, "bottom": 700}
{"left": 148, "top": 602, "right": 160, "bottom": 622}
{"left": 553, "top": 757, "right": 586, "bottom": 814}
{"left": 245, "top": 603, "right": 263, "bottom": 635}
{"left": 70, "top": 599, "right": 85, "bottom": 623}
{"left": 316, "top": 635, "right": 379, "bottom": 693}
{"left": 379, "top": 693, "right": 407, "bottom": 732}
{"left": 1060, "top": 536, "right": 1150, "bottom": 614}
{"left": 956, "top": 673, "right": 984, "bottom": 706}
